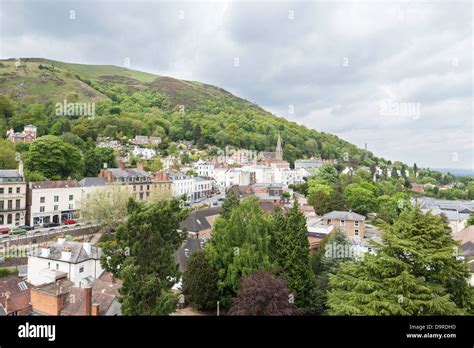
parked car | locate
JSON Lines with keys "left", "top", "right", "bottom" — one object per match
{"left": 64, "top": 219, "right": 76, "bottom": 225}
{"left": 10, "top": 228, "right": 26, "bottom": 235}
{"left": 0, "top": 228, "right": 10, "bottom": 235}
{"left": 17, "top": 225, "right": 34, "bottom": 231}
{"left": 43, "top": 222, "right": 60, "bottom": 228}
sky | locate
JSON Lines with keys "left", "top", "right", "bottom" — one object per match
{"left": 0, "top": 0, "right": 472, "bottom": 170}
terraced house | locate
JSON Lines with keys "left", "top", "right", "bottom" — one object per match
{"left": 0, "top": 168, "right": 27, "bottom": 229}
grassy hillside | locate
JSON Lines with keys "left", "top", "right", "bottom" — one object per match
{"left": 0, "top": 57, "right": 381, "bottom": 167}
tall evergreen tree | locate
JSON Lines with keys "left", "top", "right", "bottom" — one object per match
{"left": 101, "top": 198, "right": 189, "bottom": 315}
{"left": 270, "top": 201, "right": 318, "bottom": 313}
{"left": 327, "top": 208, "right": 472, "bottom": 315}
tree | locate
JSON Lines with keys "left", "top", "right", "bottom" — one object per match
{"left": 220, "top": 191, "right": 240, "bottom": 220}
{"left": 343, "top": 183, "right": 377, "bottom": 216}
{"left": 101, "top": 198, "right": 188, "bottom": 315}
{"left": 467, "top": 213, "right": 474, "bottom": 226}
{"left": 205, "top": 197, "right": 275, "bottom": 307}
{"left": 327, "top": 208, "right": 472, "bottom": 315}
{"left": 270, "top": 202, "right": 318, "bottom": 313}
{"left": 308, "top": 184, "right": 332, "bottom": 215}
{"left": 78, "top": 185, "right": 132, "bottom": 230}
{"left": 182, "top": 251, "right": 219, "bottom": 311}
{"left": 228, "top": 270, "right": 302, "bottom": 316}
{"left": 24, "top": 135, "right": 84, "bottom": 180}
{"left": 376, "top": 192, "right": 411, "bottom": 224}
{"left": 0, "top": 139, "right": 17, "bottom": 169}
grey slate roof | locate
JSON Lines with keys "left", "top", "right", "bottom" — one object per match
{"left": 421, "top": 208, "right": 470, "bottom": 222}
{"left": 174, "top": 238, "right": 207, "bottom": 272}
{"left": 322, "top": 211, "right": 366, "bottom": 221}
{"left": 31, "top": 241, "right": 101, "bottom": 264}
{"left": 78, "top": 177, "right": 109, "bottom": 187}
{"left": 107, "top": 168, "right": 150, "bottom": 178}
{"left": 0, "top": 170, "right": 21, "bottom": 178}
{"left": 179, "top": 207, "right": 221, "bottom": 232}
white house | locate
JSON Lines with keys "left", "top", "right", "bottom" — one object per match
{"left": 27, "top": 178, "right": 108, "bottom": 226}
{"left": 132, "top": 146, "right": 157, "bottom": 160}
{"left": 27, "top": 239, "right": 104, "bottom": 287}
{"left": 193, "top": 159, "right": 214, "bottom": 177}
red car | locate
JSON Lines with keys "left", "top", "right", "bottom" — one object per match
{"left": 0, "top": 227, "right": 10, "bottom": 234}
{"left": 64, "top": 219, "right": 76, "bottom": 225}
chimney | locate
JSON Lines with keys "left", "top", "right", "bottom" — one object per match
{"left": 83, "top": 242, "right": 92, "bottom": 255}
{"left": 61, "top": 247, "right": 72, "bottom": 261}
{"left": 118, "top": 160, "right": 125, "bottom": 170}
{"left": 92, "top": 303, "right": 100, "bottom": 316}
{"left": 83, "top": 283, "right": 92, "bottom": 316}
{"left": 40, "top": 246, "right": 50, "bottom": 257}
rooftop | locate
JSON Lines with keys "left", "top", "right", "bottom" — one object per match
{"left": 322, "top": 211, "right": 366, "bottom": 221}
{"left": 180, "top": 207, "right": 221, "bottom": 232}
{"left": 30, "top": 180, "right": 78, "bottom": 189}
{"left": 30, "top": 240, "right": 101, "bottom": 264}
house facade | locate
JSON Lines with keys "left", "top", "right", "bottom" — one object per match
{"left": 0, "top": 169, "right": 27, "bottom": 229}
{"left": 321, "top": 211, "right": 366, "bottom": 240}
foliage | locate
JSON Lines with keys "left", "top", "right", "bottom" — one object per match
{"left": 270, "top": 202, "right": 318, "bottom": 313}
{"left": 220, "top": 191, "right": 240, "bottom": 220}
{"left": 101, "top": 198, "right": 188, "bottom": 315}
{"left": 327, "top": 208, "right": 473, "bottom": 315}
{"left": 24, "top": 135, "right": 84, "bottom": 180}
{"left": 205, "top": 197, "right": 275, "bottom": 307}
{"left": 343, "top": 183, "right": 378, "bottom": 215}
{"left": 182, "top": 251, "right": 219, "bottom": 311}
{"left": 228, "top": 270, "right": 302, "bottom": 316}
{"left": 0, "top": 139, "right": 17, "bottom": 169}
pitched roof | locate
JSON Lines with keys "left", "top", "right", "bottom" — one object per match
{"left": 30, "top": 180, "right": 78, "bottom": 189}
{"left": 107, "top": 168, "right": 150, "bottom": 178}
{"left": 0, "top": 170, "right": 22, "bottom": 178}
{"left": 322, "top": 211, "right": 366, "bottom": 221}
{"left": 78, "top": 177, "right": 108, "bottom": 187}
{"left": 0, "top": 276, "right": 32, "bottom": 315}
{"left": 179, "top": 207, "right": 221, "bottom": 232}
{"left": 31, "top": 241, "right": 101, "bottom": 264}
{"left": 174, "top": 238, "right": 207, "bottom": 272}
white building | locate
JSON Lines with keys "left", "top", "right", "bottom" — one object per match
{"left": 27, "top": 178, "right": 108, "bottom": 226}
{"left": 167, "top": 173, "right": 212, "bottom": 203}
{"left": 27, "top": 239, "right": 104, "bottom": 287}
{"left": 132, "top": 146, "right": 156, "bottom": 160}
{"left": 163, "top": 156, "right": 181, "bottom": 170}
{"left": 193, "top": 159, "right": 214, "bottom": 177}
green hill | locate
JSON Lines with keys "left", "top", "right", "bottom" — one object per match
{"left": 0, "top": 57, "right": 381, "bottom": 167}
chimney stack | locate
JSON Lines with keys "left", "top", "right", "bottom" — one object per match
{"left": 92, "top": 303, "right": 100, "bottom": 316}
{"left": 84, "top": 283, "right": 92, "bottom": 316}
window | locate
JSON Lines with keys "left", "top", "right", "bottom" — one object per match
{"left": 7, "top": 214, "right": 12, "bottom": 224}
{"left": 15, "top": 213, "right": 20, "bottom": 221}
{"left": 340, "top": 219, "right": 345, "bottom": 226}
{"left": 355, "top": 220, "right": 359, "bottom": 227}
{"left": 0, "top": 188, "right": 3, "bottom": 194}
{"left": 0, "top": 215, "right": 3, "bottom": 224}
{"left": 56, "top": 264, "right": 59, "bottom": 270}
{"left": 15, "top": 199, "right": 20, "bottom": 209}
{"left": 48, "top": 262, "right": 50, "bottom": 268}
{"left": 0, "top": 201, "right": 3, "bottom": 210}
{"left": 54, "top": 205, "right": 59, "bottom": 211}
{"left": 54, "top": 196, "right": 59, "bottom": 202}
{"left": 16, "top": 187, "right": 20, "bottom": 194}
{"left": 18, "top": 281, "right": 28, "bottom": 291}
{"left": 69, "top": 204, "right": 73, "bottom": 210}
{"left": 79, "top": 266, "right": 84, "bottom": 273}
{"left": 40, "top": 206, "right": 45, "bottom": 213}
{"left": 7, "top": 200, "right": 12, "bottom": 210}
{"left": 327, "top": 219, "right": 331, "bottom": 224}
{"left": 8, "top": 188, "right": 12, "bottom": 194}
{"left": 69, "top": 195, "right": 73, "bottom": 201}
{"left": 133, "top": 185, "right": 136, "bottom": 191}
{"left": 40, "top": 197, "right": 45, "bottom": 203}
{"left": 355, "top": 229, "right": 359, "bottom": 236}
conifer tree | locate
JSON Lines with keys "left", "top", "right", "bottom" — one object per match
{"left": 327, "top": 208, "right": 472, "bottom": 315}
{"left": 270, "top": 201, "right": 318, "bottom": 313}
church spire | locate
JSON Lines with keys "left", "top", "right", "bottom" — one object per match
{"left": 275, "top": 133, "right": 283, "bottom": 161}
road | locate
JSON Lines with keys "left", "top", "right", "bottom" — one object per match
{"left": 0, "top": 222, "right": 98, "bottom": 245}
{"left": 190, "top": 193, "right": 225, "bottom": 208}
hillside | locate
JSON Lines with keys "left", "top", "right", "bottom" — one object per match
{"left": 0, "top": 57, "right": 379, "bottom": 167}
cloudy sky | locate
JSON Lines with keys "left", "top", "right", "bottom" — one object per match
{"left": 0, "top": 0, "right": 472, "bottom": 170}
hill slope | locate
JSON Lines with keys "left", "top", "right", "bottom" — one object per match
{"left": 0, "top": 57, "right": 380, "bottom": 166}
